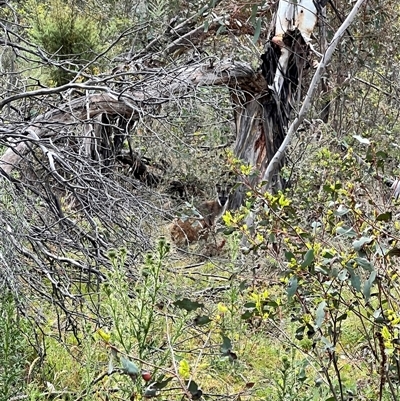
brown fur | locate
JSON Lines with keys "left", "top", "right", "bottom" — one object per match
{"left": 170, "top": 218, "right": 209, "bottom": 246}
{"left": 170, "top": 184, "right": 232, "bottom": 246}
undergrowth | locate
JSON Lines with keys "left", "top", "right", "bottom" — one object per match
{"left": 4, "top": 141, "right": 400, "bottom": 401}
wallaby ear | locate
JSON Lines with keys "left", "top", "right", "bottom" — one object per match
{"left": 216, "top": 183, "right": 222, "bottom": 193}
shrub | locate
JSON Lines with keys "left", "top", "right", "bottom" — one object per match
{"left": 26, "top": 0, "right": 102, "bottom": 85}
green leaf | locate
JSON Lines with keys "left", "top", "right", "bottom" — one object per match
{"left": 186, "top": 380, "right": 203, "bottom": 400}
{"left": 387, "top": 247, "right": 400, "bottom": 257}
{"left": 337, "top": 313, "right": 348, "bottom": 322}
{"left": 216, "top": 24, "right": 226, "bottom": 35}
{"left": 353, "top": 236, "right": 373, "bottom": 251}
{"left": 285, "top": 251, "right": 295, "bottom": 262}
{"left": 220, "top": 336, "right": 232, "bottom": 355}
{"left": 301, "top": 249, "right": 314, "bottom": 268}
{"left": 252, "top": 17, "right": 262, "bottom": 44}
{"left": 355, "top": 257, "right": 374, "bottom": 272}
{"left": 144, "top": 384, "right": 158, "bottom": 398}
{"left": 381, "top": 326, "right": 391, "bottom": 341}
{"left": 295, "top": 326, "right": 305, "bottom": 340}
{"left": 250, "top": 4, "right": 258, "bottom": 24}
{"left": 336, "top": 226, "right": 357, "bottom": 237}
{"left": 322, "top": 251, "right": 335, "bottom": 259}
{"left": 315, "top": 301, "right": 326, "bottom": 328}
{"left": 287, "top": 276, "right": 298, "bottom": 300}
{"left": 346, "top": 267, "right": 361, "bottom": 292}
{"left": 174, "top": 298, "right": 204, "bottom": 312}
{"left": 376, "top": 150, "right": 388, "bottom": 159}
{"left": 97, "top": 328, "right": 111, "bottom": 343}
{"left": 353, "top": 134, "right": 370, "bottom": 144}
{"left": 223, "top": 226, "right": 235, "bottom": 235}
{"left": 152, "top": 377, "right": 173, "bottom": 390}
{"left": 333, "top": 205, "right": 349, "bottom": 216}
{"left": 376, "top": 211, "right": 392, "bottom": 221}
{"left": 363, "top": 271, "right": 377, "bottom": 302}
{"left": 241, "top": 310, "right": 254, "bottom": 319}
{"left": 120, "top": 356, "right": 139, "bottom": 377}
{"left": 178, "top": 359, "right": 190, "bottom": 379}
{"left": 193, "top": 315, "right": 212, "bottom": 326}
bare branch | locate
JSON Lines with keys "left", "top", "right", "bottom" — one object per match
{"left": 0, "top": 59, "right": 255, "bottom": 175}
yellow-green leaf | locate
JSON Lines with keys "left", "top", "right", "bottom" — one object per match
{"left": 178, "top": 359, "right": 190, "bottom": 379}
{"left": 97, "top": 328, "right": 111, "bottom": 343}
{"left": 381, "top": 326, "right": 391, "bottom": 341}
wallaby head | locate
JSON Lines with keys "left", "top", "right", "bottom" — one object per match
{"left": 197, "top": 184, "right": 232, "bottom": 227}
{"left": 216, "top": 184, "right": 231, "bottom": 207}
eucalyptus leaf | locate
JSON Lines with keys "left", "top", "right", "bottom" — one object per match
{"left": 321, "top": 336, "right": 334, "bottom": 350}
{"left": 174, "top": 298, "right": 204, "bottom": 312}
{"left": 355, "top": 257, "right": 374, "bottom": 272}
{"left": 346, "top": 267, "right": 361, "bottom": 292}
{"left": 120, "top": 356, "right": 139, "bottom": 377}
{"left": 301, "top": 249, "right": 314, "bottom": 268}
{"left": 353, "top": 134, "right": 370, "bottom": 144}
{"left": 315, "top": 301, "right": 326, "bottom": 328}
{"left": 216, "top": 24, "right": 226, "bottom": 35}
{"left": 152, "top": 377, "right": 173, "bottom": 390}
{"left": 252, "top": 17, "right": 262, "bottom": 43}
{"left": 333, "top": 205, "right": 349, "bottom": 216}
{"left": 336, "top": 226, "right": 357, "bottom": 237}
{"left": 144, "top": 384, "right": 158, "bottom": 398}
{"left": 108, "top": 353, "right": 114, "bottom": 375}
{"left": 220, "top": 336, "right": 232, "bottom": 355}
{"left": 337, "top": 269, "right": 348, "bottom": 281}
{"left": 387, "top": 247, "right": 400, "bottom": 257}
{"left": 376, "top": 211, "right": 392, "bottom": 221}
{"left": 193, "top": 315, "right": 212, "bottom": 326}
{"left": 363, "top": 271, "right": 377, "bottom": 302}
{"left": 287, "top": 276, "right": 298, "bottom": 300}
{"left": 186, "top": 380, "right": 203, "bottom": 400}
{"left": 353, "top": 236, "right": 373, "bottom": 251}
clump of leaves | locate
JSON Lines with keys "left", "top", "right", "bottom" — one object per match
{"left": 24, "top": 0, "right": 102, "bottom": 84}
{"left": 224, "top": 145, "right": 400, "bottom": 400}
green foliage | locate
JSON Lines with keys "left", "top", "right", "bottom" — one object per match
{"left": 0, "top": 293, "right": 29, "bottom": 399}
{"left": 24, "top": 0, "right": 102, "bottom": 84}
{"left": 103, "top": 242, "right": 170, "bottom": 358}
{"left": 223, "top": 142, "right": 400, "bottom": 400}
{"left": 4, "top": 1, "right": 400, "bottom": 400}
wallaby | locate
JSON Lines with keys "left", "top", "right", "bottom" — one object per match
{"left": 170, "top": 184, "right": 232, "bottom": 246}
{"left": 195, "top": 184, "right": 231, "bottom": 227}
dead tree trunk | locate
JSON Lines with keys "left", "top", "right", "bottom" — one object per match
{"left": 230, "top": 0, "right": 322, "bottom": 208}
